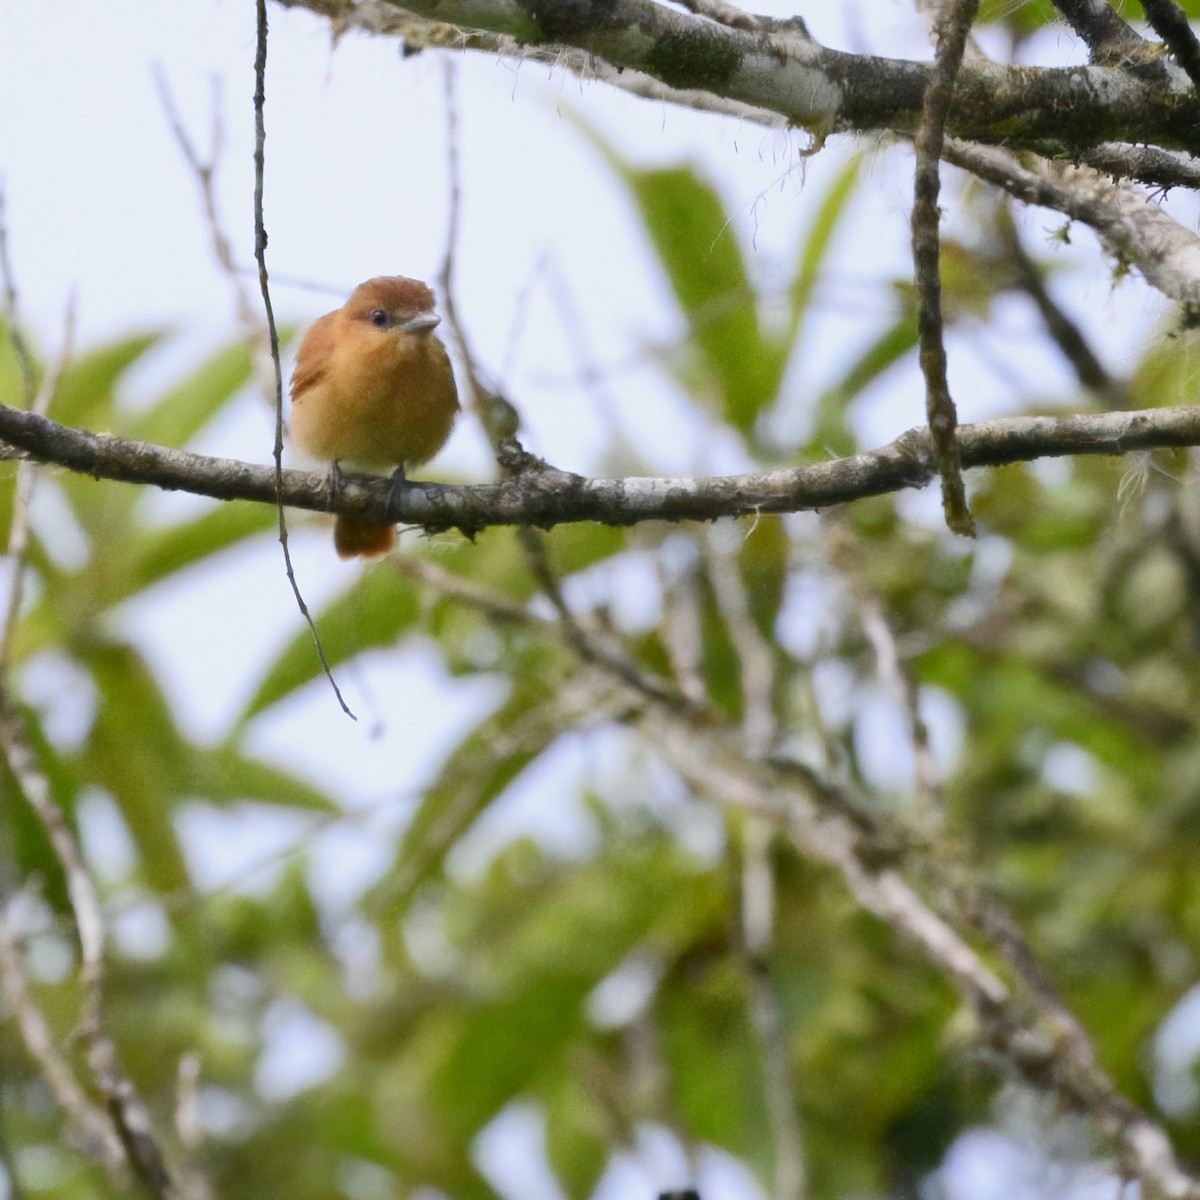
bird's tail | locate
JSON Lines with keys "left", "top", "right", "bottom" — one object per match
{"left": 334, "top": 514, "right": 397, "bottom": 560}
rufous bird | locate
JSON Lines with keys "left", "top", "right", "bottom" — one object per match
{"left": 290, "top": 275, "right": 460, "bottom": 559}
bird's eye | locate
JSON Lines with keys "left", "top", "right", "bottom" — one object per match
{"left": 369, "top": 309, "right": 389, "bottom": 328}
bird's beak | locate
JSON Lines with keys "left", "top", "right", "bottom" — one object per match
{"left": 400, "top": 312, "right": 442, "bottom": 334}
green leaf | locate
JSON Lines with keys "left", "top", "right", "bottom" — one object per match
{"left": 433, "top": 840, "right": 715, "bottom": 1141}
{"left": 789, "top": 152, "right": 863, "bottom": 344}
{"left": 372, "top": 674, "right": 562, "bottom": 914}
{"left": 240, "top": 564, "right": 423, "bottom": 722}
{"left": 628, "top": 165, "right": 784, "bottom": 433}
{"left": 698, "top": 571, "right": 743, "bottom": 720}
{"left": 193, "top": 743, "right": 335, "bottom": 813}
{"left": 738, "top": 513, "right": 789, "bottom": 637}
{"left": 0, "top": 317, "right": 36, "bottom": 404}
{"left": 122, "top": 327, "right": 296, "bottom": 448}
{"left": 2, "top": 705, "right": 82, "bottom": 915}
{"left": 1128, "top": 326, "right": 1200, "bottom": 411}
{"left": 977, "top": 0, "right": 1059, "bottom": 33}
{"left": 658, "top": 956, "right": 772, "bottom": 1170}
{"left": 543, "top": 1076, "right": 612, "bottom": 1200}
{"left": 544, "top": 522, "right": 627, "bottom": 576}
{"left": 124, "top": 340, "right": 253, "bottom": 447}
{"left": 78, "top": 636, "right": 332, "bottom": 891}
{"left": 808, "top": 313, "right": 919, "bottom": 457}
{"left": 571, "top": 114, "right": 788, "bottom": 433}
{"left": 49, "top": 331, "right": 161, "bottom": 430}
{"left": 56, "top": 462, "right": 141, "bottom": 544}
{"left": 123, "top": 502, "right": 278, "bottom": 594}
{"left": 432, "top": 975, "right": 591, "bottom": 1140}
{"left": 77, "top": 642, "right": 192, "bottom": 892}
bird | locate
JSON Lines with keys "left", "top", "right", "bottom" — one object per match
{"left": 289, "top": 275, "right": 460, "bottom": 559}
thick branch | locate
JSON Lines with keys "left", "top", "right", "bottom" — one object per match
{"left": 274, "top": 0, "right": 1200, "bottom": 153}
{"left": 0, "top": 403, "right": 1198, "bottom": 533}
{"left": 943, "top": 140, "right": 1200, "bottom": 313}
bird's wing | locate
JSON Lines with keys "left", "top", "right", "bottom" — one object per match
{"left": 290, "top": 312, "right": 337, "bottom": 400}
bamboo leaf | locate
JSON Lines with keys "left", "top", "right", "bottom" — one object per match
{"left": 240, "top": 565, "right": 423, "bottom": 722}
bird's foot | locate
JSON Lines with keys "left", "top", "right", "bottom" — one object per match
{"left": 326, "top": 461, "right": 346, "bottom": 505}
{"left": 387, "top": 466, "right": 409, "bottom": 515}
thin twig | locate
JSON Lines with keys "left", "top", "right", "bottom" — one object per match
{"left": 0, "top": 189, "right": 37, "bottom": 402}
{"left": 435, "top": 60, "right": 473, "bottom": 408}
{"left": 857, "top": 591, "right": 942, "bottom": 815}
{"left": 252, "top": 0, "right": 355, "bottom": 720}
{"left": 364, "top": 487, "right": 1196, "bottom": 1200}
{"left": 657, "top": 553, "right": 709, "bottom": 708}
{"left": 172, "top": 1054, "right": 212, "bottom": 1200}
{"left": 0, "top": 194, "right": 63, "bottom": 674}
{"left": 963, "top": 889, "right": 1104, "bottom": 1077}
{"left": 703, "top": 521, "right": 776, "bottom": 757}
{"left": 0, "top": 699, "right": 177, "bottom": 1198}
{"left": 153, "top": 66, "right": 275, "bottom": 403}
{"left": 393, "top": 555, "right": 537, "bottom": 624}
{"left": 997, "top": 206, "right": 1117, "bottom": 401}
{"left": 154, "top": 69, "right": 260, "bottom": 338}
{"left": 0, "top": 297, "right": 76, "bottom": 673}
{"left": 434, "top": 61, "right": 684, "bottom": 707}
{"left": 1140, "top": 0, "right": 1200, "bottom": 89}
{"left": 738, "top": 814, "right": 807, "bottom": 1200}
{"left": 673, "top": 0, "right": 762, "bottom": 32}
{"left": 804, "top": 550, "right": 1114, "bottom": 1082}
{"left": 434, "top": 57, "right": 519, "bottom": 452}
{"left": 653, "top": 723, "right": 1008, "bottom": 1010}
{"left": 0, "top": 1114, "right": 30, "bottom": 1200}
{"left": 670, "top": 728, "right": 1200, "bottom": 1199}
{"left": 0, "top": 895, "right": 124, "bottom": 1170}
{"left": 942, "top": 139, "right": 1200, "bottom": 311}
{"left": 912, "top": 0, "right": 979, "bottom": 537}
{"left": 1066, "top": 141, "right": 1200, "bottom": 191}
{"left": 0, "top": 210, "right": 134, "bottom": 1182}
{"left": 519, "top": 525, "right": 688, "bottom": 708}
{"left": 541, "top": 261, "right": 626, "bottom": 450}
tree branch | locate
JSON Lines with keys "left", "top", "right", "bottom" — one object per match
{"left": 912, "top": 0, "right": 980, "bottom": 537}
{"left": 1061, "top": 141, "right": 1200, "bottom": 190}
{"left": 0, "top": 896, "right": 124, "bottom": 1171}
{"left": 0, "top": 698, "right": 178, "bottom": 1198}
{"left": 1140, "top": 0, "right": 1200, "bottom": 90}
{"left": 0, "top": 403, "right": 1198, "bottom": 534}
{"left": 390, "top": 503, "right": 1200, "bottom": 1200}
{"left": 997, "top": 205, "right": 1117, "bottom": 400}
{"left": 254, "top": 0, "right": 354, "bottom": 719}
{"left": 273, "top": 0, "right": 1200, "bottom": 153}
{"left": 1050, "top": 0, "right": 1149, "bottom": 63}
{"left": 942, "top": 139, "right": 1200, "bottom": 314}
{"left": 652, "top": 718, "right": 1200, "bottom": 1199}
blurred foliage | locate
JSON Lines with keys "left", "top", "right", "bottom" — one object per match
{"left": 4, "top": 86, "right": 1200, "bottom": 1200}
{"left": 978, "top": 0, "right": 1200, "bottom": 36}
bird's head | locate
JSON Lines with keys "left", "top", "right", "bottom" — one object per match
{"left": 345, "top": 275, "right": 442, "bottom": 336}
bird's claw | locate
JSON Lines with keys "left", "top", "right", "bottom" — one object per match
{"left": 326, "top": 461, "right": 346, "bottom": 504}
{"left": 387, "top": 466, "right": 409, "bottom": 515}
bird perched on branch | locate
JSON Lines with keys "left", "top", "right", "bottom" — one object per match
{"left": 290, "top": 275, "right": 460, "bottom": 559}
